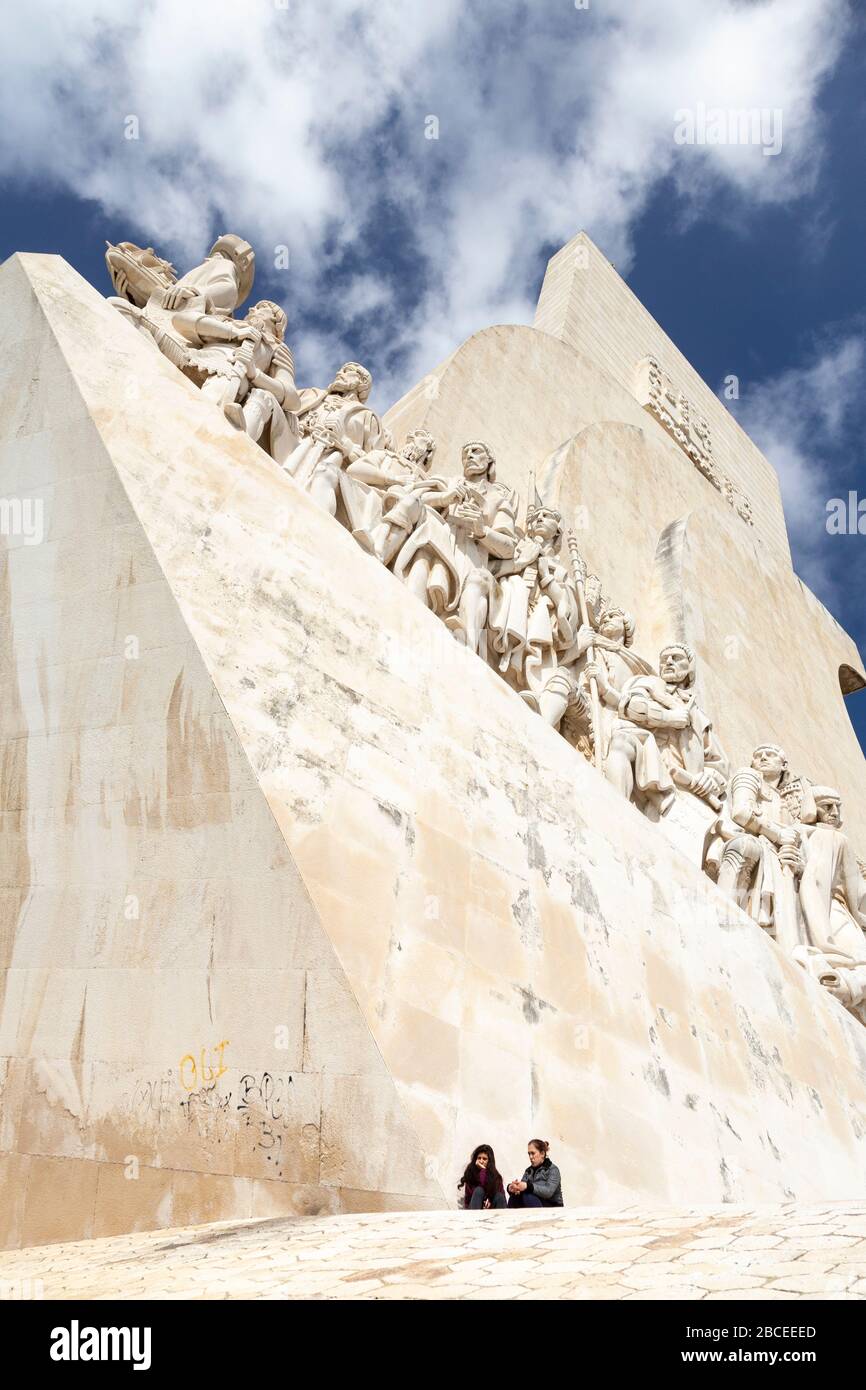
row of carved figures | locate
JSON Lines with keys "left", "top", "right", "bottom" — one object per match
{"left": 104, "top": 234, "right": 866, "bottom": 1025}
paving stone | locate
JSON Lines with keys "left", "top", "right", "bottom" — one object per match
{"left": 768, "top": 1273, "right": 854, "bottom": 1293}
{"left": 4, "top": 1203, "right": 866, "bottom": 1300}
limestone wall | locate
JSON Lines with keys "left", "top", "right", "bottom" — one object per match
{"left": 533, "top": 232, "right": 791, "bottom": 564}
{"left": 0, "top": 254, "right": 441, "bottom": 1247}
{"left": 3, "top": 254, "right": 866, "bottom": 1249}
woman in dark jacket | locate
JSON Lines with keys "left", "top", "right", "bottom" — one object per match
{"left": 458, "top": 1144, "right": 508, "bottom": 1209}
{"left": 507, "top": 1139, "right": 564, "bottom": 1208}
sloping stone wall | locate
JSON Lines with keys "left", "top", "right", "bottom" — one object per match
{"left": 2, "top": 253, "right": 866, "bottom": 1248}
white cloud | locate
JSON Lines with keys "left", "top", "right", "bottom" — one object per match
{"left": 729, "top": 334, "right": 866, "bottom": 600}
{"left": 0, "top": 0, "right": 851, "bottom": 400}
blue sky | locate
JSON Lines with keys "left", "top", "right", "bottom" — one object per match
{"left": 1, "top": 0, "right": 864, "bottom": 751}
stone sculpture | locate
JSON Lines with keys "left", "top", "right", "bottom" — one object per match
{"left": 489, "top": 491, "right": 580, "bottom": 694}
{"left": 106, "top": 234, "right": 255, "bottom": 369}
{"left": 341, "top": 428, "right": 450, "bottom": 565}
{"left": 107, "top": 235, "right": 302, "bottom": 464}
{"left": 599, "top": 642, "right": 728, "bottom": 819}
{"left": 163, "top": 234, "right": 255, "bottom": 315}
{"left": 99, "top": 231, "right": 866, "bottom": 1004}
{"left": 793, "top": 788, "right": 866, "bottom": 1021}
{"left": 539, "top": 601, "right": 653, "bottom": 757}
{"left": 284, "top": 362, "right": 385, "bottom": 515}
{"left": 392, "top": 441, "right": 518, "bottom": 655}
{"left": 104, "top": 241, "right": 177, "bottom": 306}
{"left": 703, "top": 744, "right": 806, "bottom": 951}
{"left": 172, "top": 298, "right": 301, "bottom": 463}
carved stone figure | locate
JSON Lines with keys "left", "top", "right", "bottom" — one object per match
{"left": 105, "top": 234, "right": 255, "bottom": 369}
{"left": 172, "top": 299, "right": 301, "bottom": 463}
{"left": 793, "top": 787, "right": 866, "bottom": 1021}
{"left": 703, "top": 743, "right": 806, "bottom": 951}
{"left": 284, "top": 362, "right": 385, "bottom": 515}
{"left": 392, "top": 441, "right": 517, "bottom": 655}
{"left": 600, "top": 642, "right": 728, "bottom": 818}
{"left": 104, "top": 241, "right": 177, "bottom": 307}
{"left": 160, "top": 233, "right": 255, "bottom": 316}
{"left": 533, "top": 602, "right": 655, "bottom": 771}
{"left": 489, "top": 495, "right": 580, "bottom": 694}
{"left": 341, "top": 428, "right": 450, "bottom": 565}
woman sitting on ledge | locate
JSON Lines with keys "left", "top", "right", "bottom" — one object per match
{"left": 458, "top": 1144, "right": 508, "bottom": 1210}
{"left": 507, "top": 1140, "right": 564, "bottom": 1208}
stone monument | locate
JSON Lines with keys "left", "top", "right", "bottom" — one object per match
{"left": 1, "top": 229, "right": 865, "bottom": 1249}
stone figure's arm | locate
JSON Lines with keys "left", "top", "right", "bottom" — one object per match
{"left": 728, "top": 767, "right": 766, "bottom": 835}
{"left": 480, "top": 524, "right": 516, "bottom": 559}
{"left": 582, "top": 661, "right": 623, "bottom": 710}
{"left": 333, "top": 409, "right": 386, "bottom": 465}
{"left": 172, "top": 309, "right": 252, "bottom": 348}
{"left": 164, "top": 260, "right": 238, "bottom": 314}
{"left": 344, "top": 450, "right": 395, "bottom": 487}
{"left": 161, "top": 282, "right": 202, "bottom": 312}
{"left": 477, "top": 499, "right": 517, "bottom": 560}
{"left": 620, "top": 691, "right": 690, "bottom": 731}
{"left": 324, "top": 432, "right": 366, "bottom": 462}
{"left": 539, "top": 562, "right": 579, "bottom": 624}
{"left": 536, "top": 554, "right": 562, "bottom": 587}
{"left": 452, "top": 500, "right": 515, "bottom": 554}
{"left": 424, "top": 479, "right": 467, "bottom": 509}
{"left": 269, "top": 344, "right": 301, "bottom": 413}
{"left": 728, "top": 767, "right": 796, "bottom": 848}
{"left": 416, "top": 475, "right": 454, "bottom": 503}
{"left": 574, "top": 624, "right": 603, "bottom": 658}
{"left": 497, "top": 540, "right": 540, "bottom": 578}
{"left": 249, "top": 368, "right": 287, "bottom": 403}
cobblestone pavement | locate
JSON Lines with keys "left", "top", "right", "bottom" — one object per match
{"left": 2, "top": 1203, "right": 866, "bottom": 1300}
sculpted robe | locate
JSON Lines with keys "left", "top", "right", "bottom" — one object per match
{"left": 339, "top": 448, "right": 450, "bottom": 565}
{"left": 284, "top": 389, "right": 385, "bottom": 491}
{"left": 703, "top": 770, "right": 804, "bottom": 952}
{"left": 488, "top": 541, "right": 579, "bottom": 689}
{"left": 392, "top": 476, "right": 517, "bottom": 617}
{"left": 794, "top": 824, "right": 866, "bottom": 1021}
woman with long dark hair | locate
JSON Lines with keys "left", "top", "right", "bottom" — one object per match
{"left": 458, "top": 1143, "right": 507, "bottom": 1210}
{"left": 507, "top": 1139, "right": 564, "bottom": 1208}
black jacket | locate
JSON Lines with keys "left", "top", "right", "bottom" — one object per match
{"left": 520, "top": 1157, "right": 563, "bottom": 1205}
